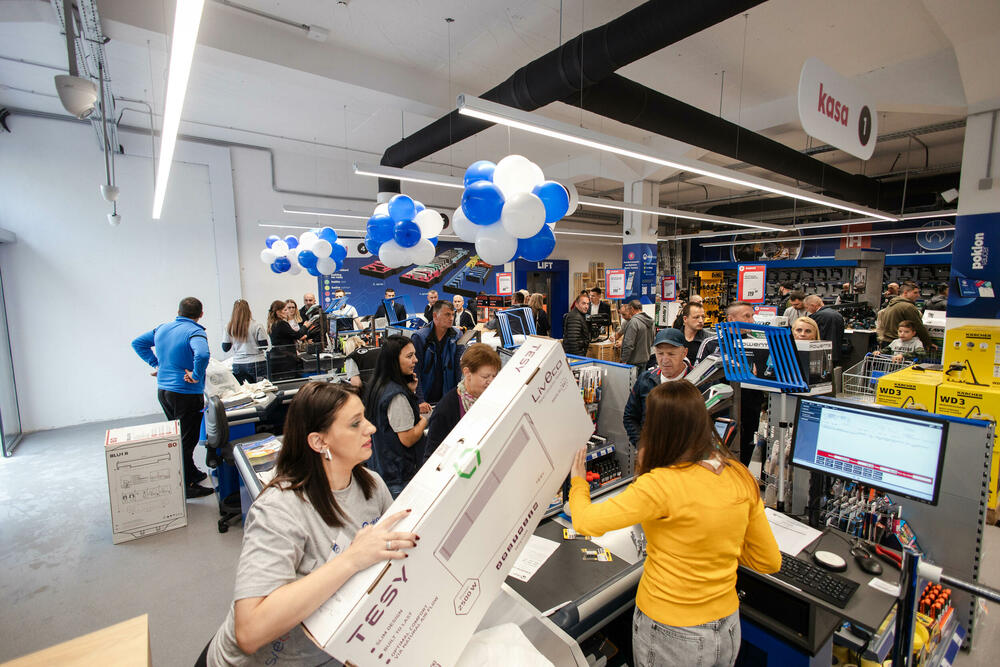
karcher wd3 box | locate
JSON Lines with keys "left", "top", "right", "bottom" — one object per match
{"left": 875, "top": 367, "right": 942, "bottom": 412}
{"left": 943, "top": 325, "right": 1000, "bottom": 388}
{"left": 934, "top": 382, "right": 1000, "bottom": 508}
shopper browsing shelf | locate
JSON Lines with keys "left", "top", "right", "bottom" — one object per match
{"left": 617, "top": 300, "right": 654, "bottom": 371}
{"left": 804, "top": 295, "right": 845, "bottom": 365}
{"left": 676, "top": 301, "right": 708, "bottom": 365}
{"left": 623, "top": 328, "right": 691, "bottom": 446}
{"left": 222, "top": 299, "right": 269, "bottom": 384}
{"left": 201, "top": 382, "right": 416, "bottom": 667}
{"left": 365, "top": 335, "right": 428, "bottom": 498}
{"left": 782, "top": 291, "right": 808, "bottom": 326}
{"left": 569, "top": 380, "right": 781, "bottom": 667}
{"left": 267, "top": 300, "right": 307, "bottom": 379}
{"left": 451, "top": 294, "right": 476, "bottom": 330}
{"left": 424, "top": 344, "right": 501, "bottom": 459}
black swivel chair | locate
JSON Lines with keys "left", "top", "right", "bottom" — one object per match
{"left": 204, "top": 396, "right": 244, "bottom": 533}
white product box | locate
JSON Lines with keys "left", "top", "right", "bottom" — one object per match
{"left": 105, "top": 420, "right": 188, "bottom": 544}
{"left": 304, "top": 337, "right": 592, "bottom": 666}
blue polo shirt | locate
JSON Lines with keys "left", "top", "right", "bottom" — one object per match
{"left": 132, "top": 317, "right": 210, "bottom": 394}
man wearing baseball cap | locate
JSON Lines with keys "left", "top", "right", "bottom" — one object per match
{"left": 623, "top": 328, "right": 692, "bottom": 446}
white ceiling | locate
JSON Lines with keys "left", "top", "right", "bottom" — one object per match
{"left": 1, "top": 0, "right": 997, "bottom": 217}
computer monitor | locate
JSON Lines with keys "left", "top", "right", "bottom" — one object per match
{"left": 713, "top": 417, "right": 737, "bottom": 450}
{"left": 790, "top": 397, "right": 948, "bottom": 505}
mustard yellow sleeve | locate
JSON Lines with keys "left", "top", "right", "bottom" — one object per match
{"left": 738, "top": 498, "right": 782, "bottom": 573}
{"left": 568, "top": 473, "right": 668, "bottom": 537}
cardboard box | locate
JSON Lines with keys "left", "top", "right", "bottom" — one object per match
{"left": 875, "top": 367, "right": 942, "bottom": 412}
{"left": 942, "top": 325, "right": 1000, "bottom": 388}
{"left": 934, "top": 382, "right": 1000, "bottom": 508}
{"left": 105, "top": 421, "right": 187, "bottom": 544}
{"left": 303, "top": 337, "right": 593, "bottom": 665}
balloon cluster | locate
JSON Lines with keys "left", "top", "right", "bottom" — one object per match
{"left": 452, "top": 155, "right": 577, "bottom": 265}
{"left": 364, "top": 195, "right": 444, "bottom": 269}
{"left": 259, "top": 227, "right": 348, "bottom": 276}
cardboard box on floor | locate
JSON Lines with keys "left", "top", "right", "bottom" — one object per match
{"left": 104, "top": 420, "right": 187, "bottom": 544}
{"left": 303, "top": 337, "right": 593, "bottom": 666}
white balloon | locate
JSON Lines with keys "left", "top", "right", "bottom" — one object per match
{"left": 500, "top": 191, "right": 546, "bottom": 239}
{"left": 374, "top": 202, "right": 390, "bottom": 217}
{"left": 260, "top": 248, "right": 276, "bottom": 264}
{"left": 312, "top": 239, "right": 333, "bottom": 258}
{"left": 286, "top": 250, "right": 300, "bottom": 267}
{"left": 287, "top": 263, "right": 302, "bottom": 275}
{"left": 378, "top": 239, "right": 410, "bottom": 268}
{"left": 556, "top": 180, "right": 579, "bottom": 219}
{"left": 410, "top": 238, "right": 436, "bottom": 265}
{"left": 271, "top": 240, "right": 289, "bottom": 257}
{"left": 451, "top": 207, "right": 482, "bottom": 243}
{"left": 475, "top": 224, "right": 518, "bottom": 266}
{"left": 299, "top": 231, "right": 319, "bottom": 249}
{"left": 493, "top": 154, "right": 545, "bottom": 199}
{"left": 315, "top": 256, "right": 337, "bottom": 275}
{"left": 413, "top": 209, "right": 444, "bottom": 239}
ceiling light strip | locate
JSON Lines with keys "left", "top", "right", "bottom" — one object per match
{"left": 700, "top": 225, "right": 955, "bottom": 248}
{"left": 354, "top": 162, "right": 465, "bottom": 189}
{"left": 457, "top": 94, "right": 900, "bottom": 223}
{"left": 578, "top": 196, "right": 783, "bottom": 231}
{"left": 151, "top": 0, "right": 206, "bottom": 219}
{"left": 282, "top": 205, "right": 370, "bottom": 220}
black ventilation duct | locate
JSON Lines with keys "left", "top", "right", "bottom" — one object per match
{"left": 377, "top": 0, "right": 765, "bottom": 193}
{"left": 563, "top": 74, "right": 882, "bottom": 208}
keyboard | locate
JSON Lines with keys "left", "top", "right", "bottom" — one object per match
{"left": 771, "top": 553, "right": 860, "bottom": 608}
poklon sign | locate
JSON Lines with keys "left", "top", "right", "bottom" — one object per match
{"left": 798, "top": 57, "right": 877, "bottom": 160}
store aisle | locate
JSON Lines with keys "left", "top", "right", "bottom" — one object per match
{"left": 953, "top": 523, "right": 1000, "bottom": 666}
{"left": 0, "top": 416, "right": 241, "bottom": 666}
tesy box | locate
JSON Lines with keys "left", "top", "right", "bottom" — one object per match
{"left": 303, "top": 337, "right": 593, "bottom": 666}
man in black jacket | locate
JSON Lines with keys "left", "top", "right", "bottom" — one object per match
{"left": 374, "top": 288, "right": 407, "bottom": 322}
{"left": 589, "top": 287, "right": 612, "bottom": 317}
{"left": 805, "top": 295, "right": 845, "bottom": 365}
{"left": 562, "top": 292, "right": 591, "bottom": 357}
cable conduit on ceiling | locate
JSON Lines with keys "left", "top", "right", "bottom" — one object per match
{"left": 376, "top": 0, "right": 765, "bottom": 193}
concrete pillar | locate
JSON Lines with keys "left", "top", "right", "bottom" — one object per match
{"left": 622, "top": 180, "right": 659, "bottom": 307}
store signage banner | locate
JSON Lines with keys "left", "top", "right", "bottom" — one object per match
{"left": 798, "top": 57, "right": 877, "bottom": 160}
{"left": 623, "top": 243, "right": 657, "bottom": 305}
{"left": 605, "top": 269, "right": 627, "bottom": 299}
{"left": 738, "top": 264, "right": 767, "bottom": 303}
{"left": 495, "top": 272, "right": 513, "bottom": 295}
{"left": 946, "top": 212, "right": 1000, "bottom": 319}
{"left": 661, "top": 276, "right": 677, "bottom": 301}
{"left": 754, "top": 305, "right": 779, "bottom": 316}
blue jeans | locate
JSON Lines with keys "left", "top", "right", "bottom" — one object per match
{"left": 632, "top": 607, "right": 741, "bottom": 667}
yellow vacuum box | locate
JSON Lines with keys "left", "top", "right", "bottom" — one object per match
{"left": 943, "top": 325, "right": 1000, "bottom": 389}
{"left": 875, "top": 367, "right": 942, "bottom": 411}
{"left": 934, "top": 382, "right": 1000, "bottom": 509}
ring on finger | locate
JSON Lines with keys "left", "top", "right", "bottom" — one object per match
{"left": 386, "top": 539, "right": 393, "bottom": 551}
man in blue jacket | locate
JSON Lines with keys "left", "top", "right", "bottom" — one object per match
{"left": 131, "top": 297, "right": 213, "bottom": 498}
{"left": 410, "top": 299, "right": 464, "bottom": 413}
{"left": 623, "top": 328, "right": 692, "bottom": 446}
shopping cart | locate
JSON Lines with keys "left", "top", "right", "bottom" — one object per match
{"left": 842, "top": 353, "right": 914, "bottom": 402}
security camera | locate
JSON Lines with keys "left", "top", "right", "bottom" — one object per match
{"left": 100, "top": 184, "right": 120, "bottom": 202}
{"left": 107, "top": 213, "right": 121, "bottom": 227}
{"left": 357, "top": 242, "right": 369, "bottom": 254}
{"left": 54, "top": 75, "right": 98, "bottom": 119}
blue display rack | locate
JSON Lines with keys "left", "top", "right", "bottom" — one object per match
{"left": 715, "top": 321, "right": 808, "bottom": 392}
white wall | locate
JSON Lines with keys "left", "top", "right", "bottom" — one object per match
{"left": 0, "top": 116, "right": 239, "bottom": 431}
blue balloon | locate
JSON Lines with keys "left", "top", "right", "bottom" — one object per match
{"left": 317, "top": 226, "right": 338, "bottom": 244}
{"left": 298, "top": 249, "right": 318, "bottom": 270}
{"left": 272, "top": 257, "right": 291, "bottom": 273}
{"left": 414, "top": 200, "right": 426, "bottom": 213}
{"left": 464, "top": 160, "right": 496, "bottom": 187}
{"left": 388, "top": 194, "right": 416, "bottom": 223}
{"left": 330, "top": 242, "right": 348, "bottom": 263}
{"left": 306, "top": 266, "right": 322, "bottom": 277}
{"left": 532, "top": 181, "right": 570, "bottom": 224}
{"left": 364, "top": 234, "right": 383, "bottom": 255}
{"left": 284, "top": 235, "right": 299, "bottom": 249}
{"left": 368, "top": 214, "right": 394, "bottom": 243}
{"left": 394, "top": 220, "right": 422, "bottom": 248}
{"left": 265, "top": 234, "right": 281, "bottom": 248}
{"left": 428, "top": 236, "right": 438, "bottom": 247}
{"left": 462, "top": 180, "right": 505, "bottom": 225}
{"left": 516, "top": 225, "right": 556, "bottom": 262}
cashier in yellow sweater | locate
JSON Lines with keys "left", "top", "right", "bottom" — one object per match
{"left": 570, "top": 380, "right": 781, "bottom": 667}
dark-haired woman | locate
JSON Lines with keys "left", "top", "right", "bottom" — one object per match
{"left": 223, "top": 299, "right": 268, "bottom": 384}
{"left": 202, "top": 382, "right": 417, "bottom": 666}
{"left": 569, "top": 380, "right": 781, "bottom": 667}
{"left": 267, "top": 300, "right": 306, "bottom": 379}
{"left": 365, "top": 334, "right": 427, "bottom": 499}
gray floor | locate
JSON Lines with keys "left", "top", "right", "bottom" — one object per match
{"left": 0, "top": 418, "right": 997, "bottom": 666}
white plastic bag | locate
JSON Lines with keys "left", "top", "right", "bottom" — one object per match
{"left": 204, "top": 358, "right": 241, "bottom": 397}
{"left": 455, "top": 623, "right": 554, "bottom": 667}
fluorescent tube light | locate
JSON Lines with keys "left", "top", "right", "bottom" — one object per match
{"left": 700, "top": 225, "right": 955, "bottom": 248}
{"left": 152, "top": 0, "right": 206, "bottom": 219}
{"left": 578, "top": 195, "right": 783, "bottom": 231}
{"left": 457, "top": 94, "right": 900, "bottom": 223}
{"left": 282, "top": 205, "right": 370, "bottom": 220}
{"left": 354, "top": 162, "right": 465, "bottom": 189}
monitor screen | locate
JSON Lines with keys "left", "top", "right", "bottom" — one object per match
{"left": 791, "top": 397, "right": 948, "bottom": 505}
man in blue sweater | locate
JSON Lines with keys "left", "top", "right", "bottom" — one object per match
{"left": 131, "top": 297, "right": 213, "bottom": 498}
{"left": 410, "top": 299, "right": 464, "bottom": 413}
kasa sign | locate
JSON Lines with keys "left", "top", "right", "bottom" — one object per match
{"left": 798, "top": 57, "right": 877, "bottom": 160}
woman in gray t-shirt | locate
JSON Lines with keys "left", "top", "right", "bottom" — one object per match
{"left": 202, "top": 382, "right": 418, "bottom": 667}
